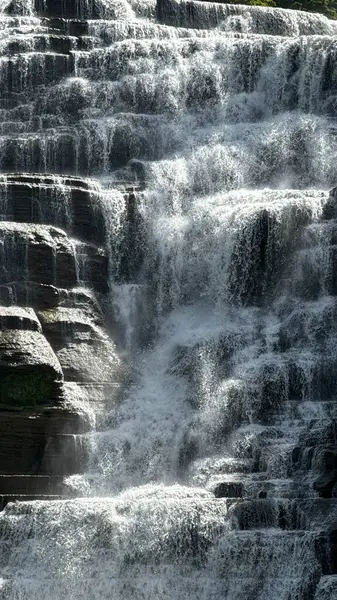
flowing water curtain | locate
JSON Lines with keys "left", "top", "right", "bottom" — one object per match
{"left": 0, "top": 0, "right": 336, "bottom": 599}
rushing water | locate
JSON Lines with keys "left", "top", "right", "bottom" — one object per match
{"left": 1, "top": 0, "right": 337, "bottom": 598}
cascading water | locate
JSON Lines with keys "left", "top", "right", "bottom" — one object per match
{"left": 1, "top": 0, "right": 337, "bottom": 598}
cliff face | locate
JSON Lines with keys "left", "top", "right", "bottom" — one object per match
{"left": 0, "top": 176, "right": 126, "bottom": 498}
{"left": 0, "top": 0, "right": 151, "bottom": 503}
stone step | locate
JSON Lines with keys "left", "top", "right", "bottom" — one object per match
{"left": 0, "top": 306, "right": 41, "bottom": 332}
{"left": 0, "top": 114, "right": 166, "bottom": 174}
{"left": 38, "top": 306, "right": 123, "bottom": 384}
{"left": 0, "top": 407, "right": 90, "bottom": 435}
{"left": 0, "top": 34, "right": 78, "bottom": 56}
{"left": 35, "top": 0, "right": 101, "bottom": 19}
{"left": 0, "top": 53, "right": 74, "bottom": 94}
{"left": 210, "top": 475, "right": 315, "bottom": 499}
{"left": 1, "top": 173, "right": 96, "bottom": 189}
{"left": 42, "top": 17, "right": 89, "bottom": 36}
{"left": 156, "top": 0, "right": 330, "bottom": 36}
{"left": 0, "top": 221, "right": 108, "bottom": 293}
{"left": 0, "top": 408, "right": 90, "bottom": 474}
{"left": 227, "top": 498, "right": 337, "bottom": 532}
{"left": 0, "top": 176, "right": 106, "bottom": 244}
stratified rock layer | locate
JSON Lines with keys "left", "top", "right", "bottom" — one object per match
{"left": 0, "top": 172, "right": 125, "bottom": 502}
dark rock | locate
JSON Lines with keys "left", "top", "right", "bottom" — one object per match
{"left": 292, "top": 446, "right": 301, "bottom": 463}
{"left": 329, "top": 528, "right": 337, "bottom": 573}
{"left": 323, "top": 190, "right": 337, "bottom": 219}
{"left": 314, "top": 471, "right": 337, "bottom": 499}
{"left": 0, "top": 222, "right": 108, "bottom": 292}
{"left": 0, "top": 54, "right": 73, "bottom": 95}
{"left": 117, "top": 192, "right": 145, "bottom": 283}
{"left": 0, "top": 330, "right": 63, "bottom": 407}
{"left": 75, "top": 241, "right": 109, "bottom": 293}
{"left": 229, "top": 499, "right": 278, "bottom": 529}
{"left": 0, "top": 407, "right": 90, "bottom": 475}
{"left": 35, "top": 0, "right": 100, "bottom": 18}
{"left": 0, "top": 222, "right": 78, "bottom": 289}
{"left": 0, "top": 175, "right": 105, "bottom": 244}
{"left": 40, "top": 433, "right": 88, "bottom": 475}
{"left": 43, "top": 18, "right": 89, "bottom": 36}
{"left": 0, "top": 306, "right": 41, "bottom": 332}
{"left": 0, "top": 475, "right": 62, "bottom": 495}
{"left": 0, "top": 494, "right": 64, "bottom": 511}
{"left": 38, "top": 307, "right": 123, "bottom": 383}
{"left": 213, "top": 482, "right": 244, "bottom": 498}
{"left": 0, "top": 282, "right": 60, "bottom": 309}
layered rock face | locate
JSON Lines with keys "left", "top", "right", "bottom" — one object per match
{"left": 2, "top": 0, "right": 337, "bottom": 599}
{"left": 0, "top": 170, "right": 127, "bottom": 503}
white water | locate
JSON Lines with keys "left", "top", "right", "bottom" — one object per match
{"left": 1, "top": 0, "right": 337, "bottom": 598}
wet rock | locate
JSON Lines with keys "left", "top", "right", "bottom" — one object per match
{"left": 38, "top": 307, "right": 123, "bottom": 383}
{"left": 0, "top": 54, "right": 73, "bottom": 95}
{"left": 40, "top": 433, "right": 88, "bottom": 476}
{"left": 0, "top": 175, "right": 106, "bottom": 244}
{"left": 0, "top": 306, "right": 41, "bottom": 332}
{"left": 315, "top": 528, "right": 337, "bottom": 575}
{"left": 117, "top": 192, "right": 146, "bottom": 283}
{"left": 292, "top": 446, "right": 301, "bottom": 464}
{"left": 35, "top": 0, "right": 101, "bottom": 19}
{"left": 0, "top": 475, "right": 62, "bottom": 495}
{"left": 323, "top": 189, "right": 337, "bottom": 219}
{"left": 59, "top": 288, "right": 103, "bottom": 322}
{"left": 314, "top": 471, "right": 337, "bottom": 499}
{"left": 213, "top": 481, "right": 244, "bottom": 498}
{"left": 0, "top": 222, "right": 78, "bottom": 289}
{"left": 43, "top": 18, "right": 89, "bottom": 37}
{"left": 75, "top": 241, "right": 109, "bottom": 293}
{"left": 229, "top": 499, "right": 278, "bottom": 529}
{"left": 0, "top": 282, "right": 60, "bottom": 309}
{"left": 0, "top": 407, "right": 89, "bottom": 475}
{"left": 315, "top": 575, "right": 337, "bottom": 599}
{"left": 0, "top": 330, "right": 63, "bottom": 407}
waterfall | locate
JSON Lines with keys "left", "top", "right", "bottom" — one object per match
{"left": 1, "top": 0, "right": 337, "bottom": 598}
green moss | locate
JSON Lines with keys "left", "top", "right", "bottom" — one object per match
{"left": 0, "top": 368, "right": 55, "bottom": 407}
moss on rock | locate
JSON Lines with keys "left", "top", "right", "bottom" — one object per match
{"left": 0, "top": 330, "right": 63, "bottom": 407}
{"left": 0, "top": 367, "right": 56, "bottom": 407}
